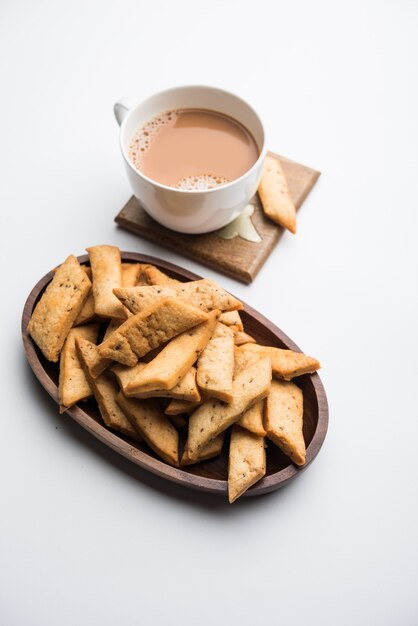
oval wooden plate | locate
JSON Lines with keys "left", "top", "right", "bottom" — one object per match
{"left": 22, "top": 252, "right": 328, "bottom": 497}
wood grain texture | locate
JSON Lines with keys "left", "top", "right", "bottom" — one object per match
{"left": 21, "top": 253, "right": 328, "bottom": 497}
{"left": 115, "top": 152, "right": 320, "bottom": 283}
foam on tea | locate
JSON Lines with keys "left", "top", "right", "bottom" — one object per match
{"left": 128, "top": 109, "right": 258, "bottom": 190}
{"left": 175, "top": 174, "right": 229, "bottom": 190}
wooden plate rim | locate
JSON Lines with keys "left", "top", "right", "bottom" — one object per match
{"left": 21, "top": 252, "right": 329, "bottom": 497}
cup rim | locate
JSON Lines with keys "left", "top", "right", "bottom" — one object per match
{"left": 118, "top": 84, "right": 267, "bottom": 195}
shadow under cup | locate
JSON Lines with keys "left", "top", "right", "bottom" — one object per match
{"left": 117, "top": 86, "right": 267, "bottom": 234}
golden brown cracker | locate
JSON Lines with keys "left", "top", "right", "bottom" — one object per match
{"left": 181, "top": 432, "right": 225, "bottom": 466}
{"left": 169, "top": 367, "right": 201, "bottom": 403}
{"left": 111, "top": 362, "right": 147, "bottom": 391}
{"left": 74, "top": 267, "right": 97, "bottom": 326}
{"left": 128, "top": 263, "right": 154, "bottom": 286}
{"left": 114, "top": 278, "right": 243, "bottom": 316}
{"left": 258, "top": 155, "right": 297, "bottom": 233}
{"left": 165, "top": 399, "right": 202, "bottom": 415}
{"left": 75, "top": 338, "right": 111, "bottom": 379}
{"left": 236, "top": 399, "right": 266, "bottom": 437}
{"left": 113, "top": 364, "right": 201, "bottom": 403}
{"left": 27, "top": 255, "right": 91, "bottom": 362}
{"left": 228, "top": 426, "right": 266, "bottom": 503}
{"left": 122, "top": 263, "right": 142, "bottom": 287}
{"left": 97, "top": 297, "right": 209, "bottom": 366}
{"left": 116, "top": 393, "right": 179, "bottom": 466}
{"left": 73, "top": 293, "right": 96, "bottom": 326}
{"left": 185, "top": 357, "right": 272, "bottom": 462}
{"left": 102, "top": 318, "right": 124, "bottom": 342}
{"left": 233, "top": 346, "right": 261, "bottom": 378}
{"left": 76, "top": 339, "right": 142, "bottom": 441}
{"left": 125, "top": 311, "right": 218, "bottom": 396}
{"left": 233, "top": 331, "right": 256, "bottom": 346}
{"left": 219, "top": 311, "right": 243, "bottom": 331}
{"left": 265, "top": 379, "right": 305, "bottom": 465}
{"left": 143, "top": 265, "right": 181, "bottom": 285}
{"left": 196, "top": 322, "right": 234, "bottom": 402}
{"left": 59, "top": 323, "right": 99, "bottom": 410}
{"left": 238, "top": 344, "right": 320, "bottom": 380}
{"left": 87, "top": 245, "right": 127, "bottom": 320}
{"left": 102, "top": 335, "right": 137, "bottom": 367}
{"left": 167, "top": 414, "right": 187, "bottom": 429}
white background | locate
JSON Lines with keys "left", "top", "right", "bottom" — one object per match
{"left": 1, "top": 1, "right": 417, "bottom": 624}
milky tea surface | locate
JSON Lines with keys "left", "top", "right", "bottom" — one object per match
{"left": 128, "top": 109, "right": 259, "bottom": 190}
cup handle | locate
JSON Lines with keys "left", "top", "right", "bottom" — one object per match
{"left": 113, "top": 97, "right": 139, "bottom": 126}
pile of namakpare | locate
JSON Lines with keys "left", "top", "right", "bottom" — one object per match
{"left": 27, "top": 245, "right": 320, "bottom": 502}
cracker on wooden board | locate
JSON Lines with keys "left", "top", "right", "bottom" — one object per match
{"left": 184, "top": 357, "right": 272, "bottom": 462}
{"left": 258, "top": 155, "right": 297, "bottom": 234}
{"left": 76, "top": 338, "right": 112, "bottom": 379}
{"left": 87, "top": 245, "right": 127, "bottom": 320}
{"left": 97, "top": 297, "right": 209, "bottom": 366}
{"left": 237, "top": 344, "right": 320, "bottom": 380}
{"left": 27, "top": 255, "right": 91, "bottom": 362}
{"left": 76, "top": 339, "right": 142, "bottom": 442}
{"left": 181, "top": 431, "right": 225, "bottom": 466}
{"left": 196, "top": 322, "right": 234, "bottom": 402}
{"left": 265, "top": 379, "right": 305, "bottom": 465}
{"left": 236, "top": 399, "right": 266, "bottom": 437}
{"left": 228, "top": 425, "right": 266, "bottom": 503}
{"left": 59, "top": 324, "right": 99, "bottom": 411}
{"left": 114, "top": 279, "right": 243, "bottom": 316}
{"left": 219, "top": 311, "right": 243, "bottom": 331}
{"left": 116, "top": 392, "right": 179, "bottom": 467}
{"left": 113, "top": 363, "right": 201, "bottom": 403}
{"left": 125, "top": 310, "right": 219, "bottom": 396}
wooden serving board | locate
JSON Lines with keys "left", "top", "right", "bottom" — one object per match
{"left": 115, "top": 152, "right": 320, "bottom": 283}
{"left": 22, "top": 253, "right": 329, "bottom": 498}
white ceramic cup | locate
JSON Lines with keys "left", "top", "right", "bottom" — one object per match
{"left": 114, "top": 85, "right": 267, "bottom": 234}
